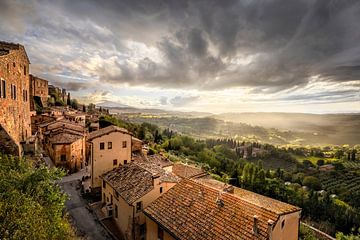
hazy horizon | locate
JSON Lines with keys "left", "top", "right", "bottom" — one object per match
{"left": 1, "top": 0, "right": 359, "bottom": 113}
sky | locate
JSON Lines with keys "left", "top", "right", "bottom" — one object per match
{"left": 0, "top": 0, "right": 359, "bottom": 114}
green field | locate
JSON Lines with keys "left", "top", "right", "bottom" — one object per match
{"left": 292, "top": 154, "right": 338, "bottom": 165}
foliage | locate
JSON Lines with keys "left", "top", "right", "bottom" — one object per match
{"left": 302, "top": 176, "right": 322, "bottom": 191}
{"left": 70, "top": 99, "right": 78, "bottom": 109}
{"left": 0, "top": 154, "right": 75, "bottom": 239}
{"left": 336, "top": 232, "right": 360, "bottom": 240}
{"left": 299, "top": 224, "right": 318, "bottom": 240}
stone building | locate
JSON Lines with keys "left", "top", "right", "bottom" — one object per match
{"left": 144, "top": 178, "right": 301, "bottom": 240}
{"left": 29, "top": 74, "right": 48, "bottom": 109}
{"left": 100, "top": 159, "right": 178, "bottom": 240}
{"left": 0, "top": 41, "right": 31, "bottom": 155}
{"left": 41, "top": 119, "right": 87, "bottom": 172}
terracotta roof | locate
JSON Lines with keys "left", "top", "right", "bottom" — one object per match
{"left": 88, "top": 125, "right": 130, "bottom": 141}
{"left": 135, "top": 155, "right": 178, "bottom": 183}
{"left": 38, "top": 119, "right": 85, "bottom": 132}
{"left": 101, "top": 163, "right": 155, "bottom": 205}
{"left": 132, "top": 137, "right": 143, "bottom": 143}
{"left": 195, "top": 176, "right": 301, "bottom": 215}
{"left": 172, "top": 163, "right": 207, "bottom": 179}
{"left": 133, "top": 154, "right": 173, "bottom": 169}
{"left": 48, "top": 132, "right": 83, "bottom": 144}
{"left": 144, "top": 179, "right": 297, "bottom": 240}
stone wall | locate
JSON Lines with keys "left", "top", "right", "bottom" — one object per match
{"left": 29, "top": 74, "right": 49, "bottom": 109}
{"left": 0, "top": 42, "right": 31, "bottom": 153}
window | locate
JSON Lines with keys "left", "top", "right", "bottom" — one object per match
{"left": 1, "top": 80, "right": 5, "bottom": 98}
{"left": 100, "top": 142, "right": 105, "bottom": 150}
{"left": 281, "top": 220, "right": 285, "bottom": 229}
{"left": 136, "top": 201, "right": 142, "bottom": 212}
{"left": 122, "top": 141, "right": 127, "bottom": 148}
{"left": 110, "top": 194, "right": 113, "bottom": 204}
{"left": 103, "top": 193, "right": 106, "bottom": 202}
{"left": 103, "top": 180, "right": 106, "bottom": 189}
{"left": 13, "top": 62, "right": 15, "bottom": 68}
{"left": 124, "top": 160, "right": 127, "bottom": 165}
{"left": 7, "top": 63, "right": 9, "bottom": 72}
{"left": 140, "top": 224, "right": 146, "bottom": 236}
{"left": 10, "top": 84, "right": 16, "bottom": 100}
{"left": 108, "top": 142, "right": 112, "bottom": 149}
{"left": 24, "top": 66, "right": 26, "bottom": 75}
{"left": 160, "top": 187, "right": 163, "bottom": 194}
{"left": 113, "top": 159, "right": 117, "bottom": 166}
{"left": 61, "top": 155, "right": 66, "bottom": 162}
{"left": 115, "top": 205, "right": 118, "bottom": 218}
{"left": 158, "top": 226, "right": 164, "bottom": 240}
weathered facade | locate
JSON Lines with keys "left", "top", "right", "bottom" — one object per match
{"left": 29, "top": 74, "right": 48, "bottom": 109}
{"left": 40, "top": 119, "right": 87, "bottom": 172}
{"left": 44, "top": 130, "right": 86, "bottom": 172}
{"left": 0, "top": 41, "right": 31, "bottom": 155}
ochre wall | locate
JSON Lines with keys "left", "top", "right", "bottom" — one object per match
{"left": 90, "top": 131, "right": 132, "bottom": 188}
{"left": 271, "top": 211, "right": 301, "bottom": 240}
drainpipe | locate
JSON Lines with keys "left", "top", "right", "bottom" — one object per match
{"left": 90, "top": 142, "right": 94, "bottom": 189}
{"left": 132, "top": 205, "right": 135, "bottom": 240}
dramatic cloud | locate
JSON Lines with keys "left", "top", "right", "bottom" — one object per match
{"left": 169, "top": 96, "right": 200, "bottom": 107}
{"left": 0, "top": 0, "right": 359, "bottom": 112}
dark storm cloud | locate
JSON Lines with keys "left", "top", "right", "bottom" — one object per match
{"left": 50, "top": 81, "right": 90, "bottom": 91}
{"left": 1, "top": 0, "right": 360, "bottom": 96}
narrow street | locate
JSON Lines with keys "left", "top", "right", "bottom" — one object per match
{"left": 60, "top": 176, "right": 112, "bottom": 240}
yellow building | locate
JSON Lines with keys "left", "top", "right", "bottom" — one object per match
{"left": 144, "top": 178, "right": 301, "bottom": 240}
{"left": 88, "top": 125, "right": 134, "bottom": 190}
{"left": 101, "top": 160, "right": 178, "bottom": 240}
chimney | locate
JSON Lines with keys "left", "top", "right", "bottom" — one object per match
{"left": 253, "top": 215, "right": 259, "bottom": 235}
{"left": 223, "top": 185, "right": 234, "bottom": 194}
{"left": 267, "top": 219, "right": 274, "bottom": 240}
{"left": 216, "top": 192, "right": 224, "bottom": 207}
{"left": 152, "top": 174, "right": 160, "bottom": 186}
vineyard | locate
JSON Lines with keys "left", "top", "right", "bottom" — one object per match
{"left": 342, "top": 160, "right": 360, "bottom": 170}
{"left": 317, "top": 171, "right": 360, "bottom": 194}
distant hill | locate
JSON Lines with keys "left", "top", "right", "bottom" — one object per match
{"left": 214, "top": 112, "right": 360, "bottom": 146}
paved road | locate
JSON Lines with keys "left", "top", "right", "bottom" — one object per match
{"left": 60, "top": 180, "right": 112, "bottom": 240}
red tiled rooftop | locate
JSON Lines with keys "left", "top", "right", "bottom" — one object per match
{"left": 195, "top": 176, "right": 301, "bottom": 215}
{"left": 172, "top": 163, "right": 207, "bottom": 179}
{"left": 144, "top": 179, "right": 291, "bottom": 240}
{"left": 88, "top": 125, "right": 130, "bottom": 140}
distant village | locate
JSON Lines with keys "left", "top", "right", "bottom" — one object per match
{"left": 0, "top": 41, "right": 303, "bottom": 240}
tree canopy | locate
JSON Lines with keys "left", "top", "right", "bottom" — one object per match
{"left": 0, "top": 154, "right": 75, "bottom": 240}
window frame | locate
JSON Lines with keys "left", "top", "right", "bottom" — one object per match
{"left": 100, "top": 142, "right": 105, "bottom": 150}
{"left": 113, "top": 159, "right": 117, "bottom": 166}
{"left": 136, "top": 201, "right": 143, "bottom": 213}
{"left": 122, "top": 141, "right": 127, "bottom": 148}
{"left": 108, "top": 141, "right": 112, "bottom": 149}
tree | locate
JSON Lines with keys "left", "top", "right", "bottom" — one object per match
{"left": 302, "top": 176, "right": 322, "bottom": 191}
{"left": 0, "top": 154, "right": 75, "bottom": 239}
{"left": 316, "top": 159, "right": 325, "bottom": 166}
{"left": 67, "top": 93, "right": 71, "bottom": 106}
{"left": 70, "top": 99, "right": 78, "bottom": 109}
